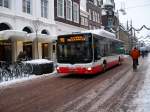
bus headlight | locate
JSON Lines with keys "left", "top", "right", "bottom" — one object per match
{"left": 87, "top": 67, "right": 92, "bottom": 71}
{"left": 56, "top": 67, "right": 60, "bottom": 70}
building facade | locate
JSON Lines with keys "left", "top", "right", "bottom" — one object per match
{"left": 1, "top": 0, "right": 129, "bottom": 63}
{"left": 0, "top": 0, "right": 57, "bottom": 62}
{"left": 101, "top": 0, "right": 119, "bottom": 32}
{"left": 80, "top": 0, "right": 89, "bottom": 29}
{"left": 54, "top": 0, "right": 87, "bottom": 35}
{"left": 87, "top": 0, "right": 101, "bottom": 30}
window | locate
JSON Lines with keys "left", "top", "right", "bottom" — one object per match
{"left": 57, "top": 0, "right": 64, "bottom": 18}
{"left": 57, "top": 35, "right": 92, "bottom": 63}
{"left": 81, "top": 16, "right": 88, "bottom": 26}
{"left": 107, "top": 18, "right": 113, "bottom": 28}
{"left": 66, "top": 0, "right": 72, "bottom": 20}
{"left": 97, "top": 13, "right": 100, "bottom": 23}
{"left": 85, "top": 18, "right": 88, "bottom": 26}
{"left": 93, "top": 11, "right": 95, "bottom": 21}
{"left": 88, "top": 9, "right": 91, "bottom": 20}
{"left": 95, "top": 12, "right": 97, "bottom": 22}
{"left": 0, "top": 0, "right": 9, "bottom": 8}
{"left": 23, "top": 0, "right": 31, "bottom": 14}
{"left": 41, "top": 0, "right": 48, "bottom": 18}
{"left": 81, "top": 16, "right": 84, "bottom": 25}
{"left": 73, "top": 2, "right": 79, "bottom": 23}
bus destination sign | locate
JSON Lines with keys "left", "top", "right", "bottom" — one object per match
{"left": 58, "top": 35, "right": 86, "bottom": 43}
{"left": 67, "top": 36, "right": 86, "bottom": 42}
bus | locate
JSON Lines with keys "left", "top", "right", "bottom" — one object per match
{"left": 56, "top": 29, "right": 124, "bottom": 75}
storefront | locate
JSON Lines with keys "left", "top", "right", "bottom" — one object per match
{"left": 28, "top": 33, "right": 52, "bottom": 59}
{"left": 0, "top": 30, "right": 53, "bottom": 63}
{"left": 23, "top": 42, "right": 33, "bottom": 59}
{"left": 0, "top": 40, "right": 12, "bottom": 63}
{"left": 0, "top": 30, "right": 28, "bottom": 63}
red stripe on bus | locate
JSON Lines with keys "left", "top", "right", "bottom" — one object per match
{"left": 106, "top": 60, "right": 119, "bottom": 69}
{"left": 57, "top": 65, "right": 104, "bottom": 75}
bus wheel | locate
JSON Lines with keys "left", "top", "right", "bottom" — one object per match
{"left": 118, "top": 57, "right": 121, "bottom": 65}
{"left": 103, "top": 60, "right": 107, "bottom": 71}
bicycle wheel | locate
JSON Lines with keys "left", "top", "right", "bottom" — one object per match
{"left": 2, "top": 70, "right": 10, "bottom": 81}
{"left": 23, "top": 64, "right": 33, "bottom": 74}
{"left": 13, "top": 67, "right": 22, "bottom": 78}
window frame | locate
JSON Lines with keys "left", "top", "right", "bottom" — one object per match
{"left": 41, "top": 0, "right": 48, "bottom": 18}
{"left": 0, "top": 0, "right": 10, "bottom": 8}
{"left": 57, "top": 0, "right": 64, "bottom": 18}
{"left": 107, "top": 18, "right": 113, "bottom": 28}
{"left": 22, "top": 0, "right": 31, "bottom": 14}
{"left": 73, "top": 2, "right": 79, "bottom": 23}
{"left": 66, "top": 0, "right": 72, "bottom": 21}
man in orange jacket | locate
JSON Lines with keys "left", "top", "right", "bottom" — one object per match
{"left": 130, "top": 47, "right": 140, "bottom": 69}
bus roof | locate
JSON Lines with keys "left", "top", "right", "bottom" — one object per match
{"left": 58, "top": 29, "right": 123, "bottom": 43}
{"left": 82, "top": 29, "right": 115, "bottom": 38}
{"left": 82, "top": 29, "right": 123, "bottom": 42}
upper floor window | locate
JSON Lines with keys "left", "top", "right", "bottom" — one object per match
{"left": 92, "top": 11, "right": 95, "bottom": 21}
{"left": 107, "top": 18, "right": 113, "bottom": 28}
{"left": 23, "top": 0, "right": 31, "bottom": 14}
{"left": 73, "top": 2, "right": 79, "bottom": 23}
{"left": 97, "top": 13, "right": 100, "bottom": 23}
{"left": 88, "top": 9, "right": 91, "bottom": 20}
{"left": 0, "top": 0, "right": 9, "bottom": 8}
{"left": 41, "top": 0, "right": 48, "bottom": 18}
{"left": 57, "top": 0, "right": 64, "bottom": 18}
{"left": 66, "top": 0, "right": 72, "bottom": 21}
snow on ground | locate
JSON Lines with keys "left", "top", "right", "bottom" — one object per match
{"left": 0, "top": 70, "right": 57, "bottom": 88}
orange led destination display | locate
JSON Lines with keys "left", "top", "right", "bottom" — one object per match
{"left": 58, "top": 35, "right": 86, "bottom": 43}
{"left": 67, "top": 36, "right": 85, "bottom": 42}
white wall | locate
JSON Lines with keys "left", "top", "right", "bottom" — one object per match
{"left": 0, "top": 0, "right": 57, "bottom": 61}
{"left": 0, "top": 0, "right": 56, "bottom": 36}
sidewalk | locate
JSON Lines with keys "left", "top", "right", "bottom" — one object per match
{"left": 124, "top": 54, "right": 150, "bottom": 112}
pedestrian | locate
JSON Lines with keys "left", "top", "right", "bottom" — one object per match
{"left": 130, "top": 47, "right": 140, "bottom": 69}
{"left": 141, "top": 50, "right": 145, "bottom": 58}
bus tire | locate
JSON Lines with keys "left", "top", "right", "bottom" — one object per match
{"left": 118, "top": 56, "right": 121, "bottom": 65}
{"left": 103, "top": 60, "right": 107, "bottom": 71}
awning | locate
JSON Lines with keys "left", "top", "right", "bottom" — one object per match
{"left": 0, "top": 30, "right": 30, "bottom": 41}
{"left": 27, "top": 33, "right": 51, "bottom": 43}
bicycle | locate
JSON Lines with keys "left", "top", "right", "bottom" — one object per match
{"left": 14, "top": 60, "right": 33, "bottom": 76}
{"left": 0, "top": 61, "right": 12, "bottom": 81}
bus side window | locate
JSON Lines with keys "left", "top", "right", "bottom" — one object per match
{"left": 94, "top": 38, "right": 101, "bottom": 60}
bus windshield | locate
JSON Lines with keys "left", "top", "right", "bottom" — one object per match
{"left": 57, "top": 34, "right": 93, "bottom": 64}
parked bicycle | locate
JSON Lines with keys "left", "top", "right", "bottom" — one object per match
{"left": 0, "top": 60, "right": 33, "bottom": 82}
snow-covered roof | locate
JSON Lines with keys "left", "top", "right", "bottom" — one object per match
{"left": 27, "top": 33, "right": 51, "bottom": 42}
{"left": 0, "top": 30, "right": 27, "bottom": 41}
{"left": 82, "top": 29, "right": 115, "bottom": 38}
{"left": 25, "top": 59, "right": 53, "bottom": 64}
{"left": 0, "top": 30, "right": 53, "bottom": 42}
{"left": 82, "top": 29, "right": 122, "bottom": 42}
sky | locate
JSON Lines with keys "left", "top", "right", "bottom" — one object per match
{"left": 115, "top": 0, "right": 150, "bottom": 45}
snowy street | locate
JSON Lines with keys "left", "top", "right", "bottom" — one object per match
{"left": 0, "top": 55, "right": 150, "bottom": 112}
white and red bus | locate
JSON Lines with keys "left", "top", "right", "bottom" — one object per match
{"left": 56, "top": 29, "right": 124, "bottom": 75}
